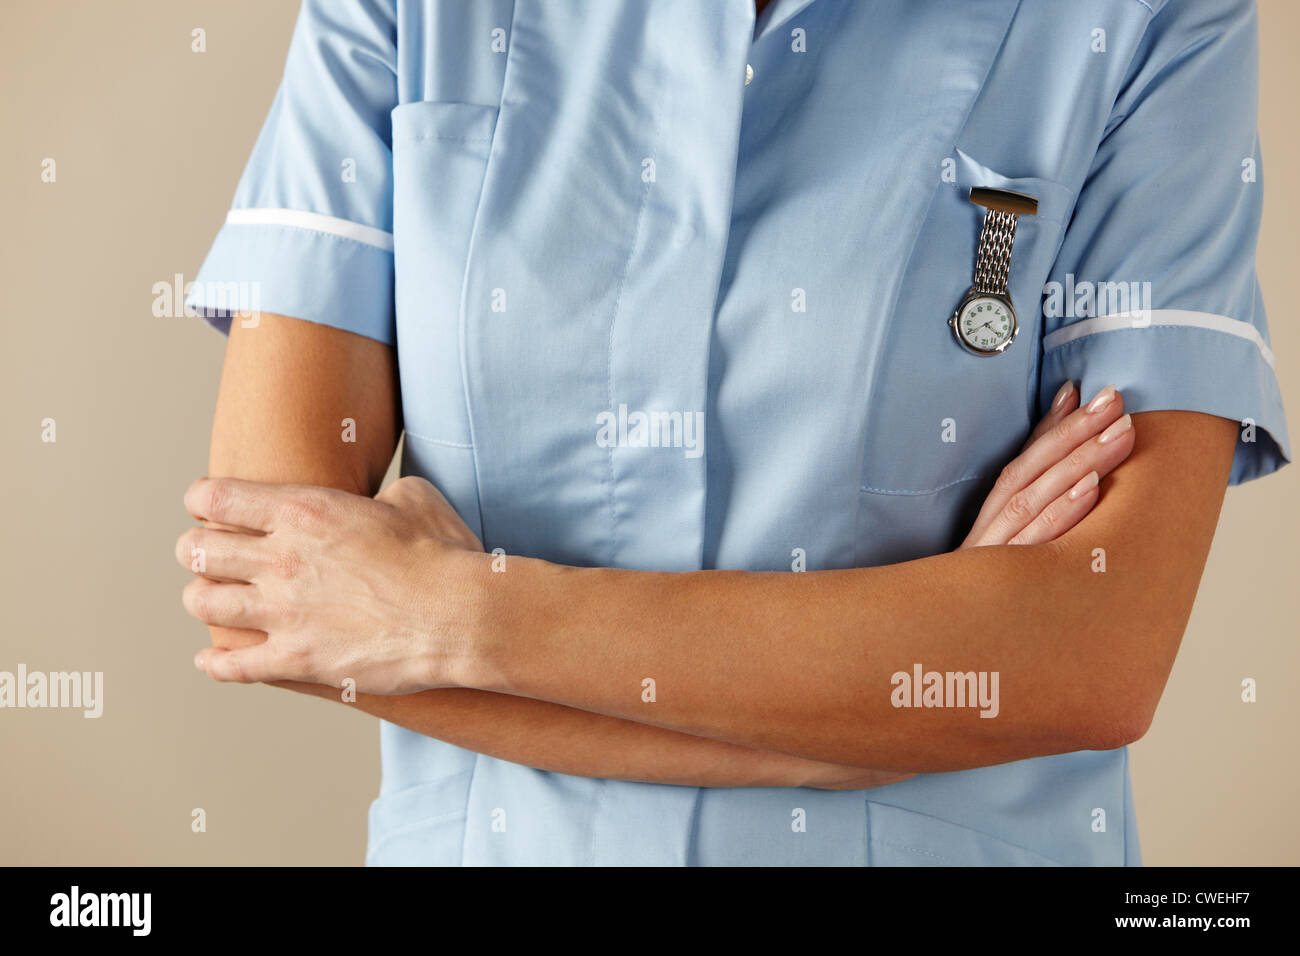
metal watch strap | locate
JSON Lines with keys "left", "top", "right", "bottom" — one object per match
{"left": 973, "top": 208, "right": 1017, "bottom": 295}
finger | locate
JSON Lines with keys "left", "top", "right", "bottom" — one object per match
{"left": 1007, "top": 471, "right": 1100, "bottom": 545}
{"left": 194, "top": 643, "right": 286, "bottom": 684}
{"left": 1023, "top": 380, "right": 1079, "bottom": 449}
{"left": 175, "top": 526, "right": 269, "bottom": 581}
{"left": 182, "top": 577, "right": 265, "bottom": 630}
{"left": 965, "top": 385, "right": 1125, "bottom": 544}
{"left": 208, "top": 626, "right": 269, "bottom": 651}
{"left": 185, "top": 477, "right": 332, "bottom": 532}
{"left": 980, "top": 413, "right": 1135, "bottom": 545}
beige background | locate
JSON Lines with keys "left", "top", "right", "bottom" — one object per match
{"left": 1, "top": 1, "right": 1295, "bottom": 865}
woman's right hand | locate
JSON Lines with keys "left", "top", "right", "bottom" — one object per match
{"left": 960, "top": 381, "right": 1136, "bottom": 548}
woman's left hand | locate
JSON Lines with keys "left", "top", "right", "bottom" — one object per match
{"left": 177, "top": 476, "right": 484, "bottom": 693}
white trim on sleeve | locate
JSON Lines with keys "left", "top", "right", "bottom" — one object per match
{"left": 1042, "top": 310, "right": 1275, "bottom": 369}
{"left": 224, "top": 208, "right": 395, "bottom": 252}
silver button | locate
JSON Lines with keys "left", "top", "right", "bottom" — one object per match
{"left": 745, "top": 63, "right": 753, "bottom": 86}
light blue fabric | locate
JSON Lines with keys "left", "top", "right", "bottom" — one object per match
{"left": 189, "top": 0, "right": 1287, "bottom": 866}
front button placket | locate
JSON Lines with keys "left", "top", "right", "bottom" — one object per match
{"left": 598, "top": 0, "right": 757, "bottom": 571}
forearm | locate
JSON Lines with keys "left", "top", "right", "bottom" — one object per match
{"left": 469, "top": 547, "right": 1097, "bottom": 771}
{"left": 463, "top": 412, "right": 1235, "bottom": 771}
{"left": 205, "top": 313, "right": 889, "bottom": 789}
{"left": 280, "top": 679, "right": 889, "bottom": 789}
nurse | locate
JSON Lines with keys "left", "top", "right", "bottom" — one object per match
{"left": 179, "top": 0, "right": 1288, "bottom": 865}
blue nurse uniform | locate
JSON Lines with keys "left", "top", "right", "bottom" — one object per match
{"left": 189, "top": 0, "right": 1289, "bottom": 865}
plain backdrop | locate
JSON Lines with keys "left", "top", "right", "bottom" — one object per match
{"left": 1, "top": 0, "right": 1295, "bottom": 865}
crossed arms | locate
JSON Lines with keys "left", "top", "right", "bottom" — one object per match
{"left": 192, "top": 312, "right": 1236, "bottom": 784}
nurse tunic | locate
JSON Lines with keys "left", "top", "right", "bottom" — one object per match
{"left": 188, "top": 0, "right": 1290, "bottom": 865}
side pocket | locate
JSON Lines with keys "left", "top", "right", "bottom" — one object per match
{"left": 366, "top": 771, "right": 474, "bottom": 867}
{"left": 867, "top": 801, "right": 1063, "bottom": 867}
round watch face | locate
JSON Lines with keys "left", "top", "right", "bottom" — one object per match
{"left": 952, "top": 293, "right": 1017, "bottom": 354}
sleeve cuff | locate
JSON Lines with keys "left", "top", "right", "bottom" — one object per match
{"left": 1040, "top": 314, "right": 1291, "bottom": 485}
{"left": 185, "top": 215, "right": 396, "bottom": 346}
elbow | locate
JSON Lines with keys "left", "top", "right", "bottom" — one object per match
{"left": 1067, "top": 663, "right": 1167, "bottom": 752}
{"left": 1072, "top": 697, "right": 1157, "bottom": 752}
{"left": 1060, "top": 612, "right": 1183, "bottom": 753}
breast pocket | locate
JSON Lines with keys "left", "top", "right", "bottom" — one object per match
{"left": 391, "top": 101, "right": 500, "bottom": 543}
{"left": 856, "top": 153, "right": 1075, "bottom": 565}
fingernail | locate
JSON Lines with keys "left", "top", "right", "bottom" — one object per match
{"left": 194, "top": 651, "right": 207, "bottom": 673}
{"left": 1051, "top": 381, "right": 1076, "bottom": 412}
{"left": 1086, "top": 385, "right": 1117, "bottom": 414}
{"left": 1097, "top": 413, "right": 1133, "bottom": 444}
{"left": 1068, "top": 471, "right": 1099, "bottom": 500}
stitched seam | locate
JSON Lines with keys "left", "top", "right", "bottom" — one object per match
{"left": 851, "top": 5, "right": 1021, "bottom": 565}
{"left": 586, "top": 779, "right": 607, "bottom": 867}
{"left": 603, "top": 92, "right": 667, "bottom": 568}
{"left": 1042, "top": 322, "right": 1275, "bottom": 368}
{"left": 455, "top": 0, "right": 517, "bottom": 566}
{"left": 1022, "top": 204, "right": 1072, "bottom": 432}
{"left": 684, "top": 786, "right": 705, "bottom": 867}
{"left": 868, "top": 838, "right": 957, "bottom": 865}
{"left": 397, "top": 134, "right": 492, "bottom": 144}
{"left": 869, "top": 801, "right": 1068, "bottom": 864}
{"left": 1122, "top": 745, "right": 1132, "bottom": 866}
{"left": 366, "top": 811, "right": 466, "bottom": 863}
{"left": 225, "top": 221, "right": 395, "bottom": 253}
{"left": 861, "top": 474, "right": 987, "bottom": 497}
{"left": 404, "top": 429, "right": 473, "bottom": 449}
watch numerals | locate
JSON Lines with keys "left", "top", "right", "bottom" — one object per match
{"left": 951, "top": 292, "right": 1017, "bottom": 355}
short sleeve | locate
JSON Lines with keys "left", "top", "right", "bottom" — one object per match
{"left": 186, "top": 0, "right": 398, "bottom": 344}
{"left": 1039, "top": 0, "right": 1288, "bottom": 485}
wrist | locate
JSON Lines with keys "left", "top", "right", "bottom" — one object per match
{"left": 467, "top": 552, "right": 583, "bottom": 696}
{"left": 414, "top": 545, "right": 496, "bottom": 691}
{"left": 435, "top": 547, "right": 554, "bottom": 694}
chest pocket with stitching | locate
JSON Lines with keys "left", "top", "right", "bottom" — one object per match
{"left": 855, "top": 151, "right": 1076, "bottom": 565}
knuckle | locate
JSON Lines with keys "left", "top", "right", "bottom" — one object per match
{"left": 270, "top": 548, "right": 302, "bottom": 580}
{"left": 388, "top": 475, "right": 433, "bottom": 504}
{"left": 184, "top": 478, "right": 206, "bottom": 514}
{"left": 226, "top": 652, "right": 251, "bottom": 684}
{"left": 289, "top": 641, "right": 314, "bottom": 668}
{"left": 1004, "top": 490, "right": 1034, "bottom": 522}
{"left": 1066, "top": 446, "right": 1088, "bottom": 470}
{"left": 278, "top": 639, "right": 314, "bottom": 676}
{"left": 994, "top": 462, "right": 1020, "bottom": 493}
{"left": 233, "top": 587, "right": 254, "bottom": 623}
{"left": 281, "top": 496, "right": 323, "bottom": 528}
{"left": 1050, "top": 419, "right": 1073, "bottom": 445}
{"left": 183, "top": 580, "right": 213, "bottom": 621}
{"left": 175, "top": 529, "right": 198, "bottom": 566}
{"left": 269, "top": 594, "right": 303, "bottom": 630}
{"left": 204, "top": 479, "right": 232, "bottom": 521}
